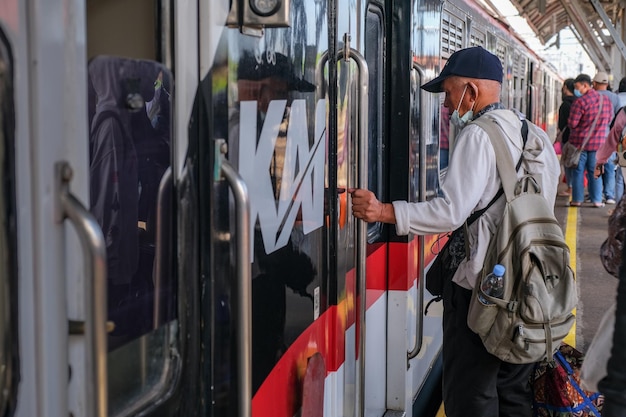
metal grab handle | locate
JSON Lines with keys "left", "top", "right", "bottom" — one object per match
{"left": 320, "top": 36, "right": 370, "bottom": 416}
{"left": 408, "top": 62, "right": 427, "bottom": 360}
{"left": 153, "top": 167, "right": 172, "bottom": 327}
{"left": 316, "top": 51, "right": 330, "bottom": 98}
{"left": 344, "top": 46, "right": 369, "bottom": 417}
{"left": 54, "top": 161, "right": 107, "bottom": 417}
{"left": 216, "top": 141, "right": 252, "bottom": 417}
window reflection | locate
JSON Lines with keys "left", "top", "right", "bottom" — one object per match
{"left": 88, "top": 56, "right": 174, "bottom": 348}
{"left": 87, "top": 55, "right": 176, "bottom": 416}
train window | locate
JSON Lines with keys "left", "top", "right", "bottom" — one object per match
{"left": 365, "top": 4, "right": 385, "bottom": 241}
{"left": 487, "top": 33, "right": 497, "bottom": 53}
{"left": 521, "top": 77, "right": 526, "bottom": 113}
{"left": 86, "top": 2, "right": 178, "bottom": 415}
{"left": 89, "top": 55, "right": 176, "bottom": 416}
{"left": 495, "top": 42, "right": 506, "bottom": 65}
{"left": 0, "top": 29, "right": 16, "bottom": 417}
{"left": 410, "top": 62, "right": 439, "bottom": 203}
{"left": 441, "top": 11, "right": 464, "bottom": 58}
{"left": 513, "top": 77, "right": 520, "bottom": 110}
{"left": 471, "top": 27, "right": 486, "bottom": 48}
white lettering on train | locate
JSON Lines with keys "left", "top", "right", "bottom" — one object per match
{"left": 239, "top": 99, "right": 326, "bottom": 258}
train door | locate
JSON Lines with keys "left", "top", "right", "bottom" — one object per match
{"left": 197, "top": 1, "right": 337, "bottom": 416}
{"left": 11, "top": 0, "right": 204, "bottom": 416}
{"left": 11, "top": 1, "right": 99, "bottom": 415}
{"left": 330, "top": 0, "right": 390, "bottom": 415}
{"left": 369, "top": 0, "right": 456, "bottom": 414}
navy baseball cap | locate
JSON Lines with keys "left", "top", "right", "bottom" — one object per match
{"left": 421, "top": 46, "right": 503, "bottom": 93}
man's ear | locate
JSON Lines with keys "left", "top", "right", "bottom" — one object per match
{"left": 467, "top": 81, "right": 479, "bottom": 100}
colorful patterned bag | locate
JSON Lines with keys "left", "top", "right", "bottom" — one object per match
{"left": 532, "top": 344, "right": 604, "bottom": 417}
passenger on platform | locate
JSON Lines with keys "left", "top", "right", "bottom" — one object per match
{"left": 594, "top": 71, "right": 620, "bottom": 115}
{"left": 593, "top": 71, "right": 620, "bottom": 204}
{"left": 556, "top": 78, "right": 577, "bottom": 197}
{"left": 612, "top": 77, "right": 626, "bottom": 201}
{"left": 595, "top": 104, "right": 626, "bottom": 206}
{"left": 567, "top": 73, "right": 613, "bottom": 207}
{"left": 349, "top": 46, "right": 560, "bottom": 417}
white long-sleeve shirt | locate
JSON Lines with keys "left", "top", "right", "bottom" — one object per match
{"left": 392, "top": 109, "right": 560, "bottom": 289}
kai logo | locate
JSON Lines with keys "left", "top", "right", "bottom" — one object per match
{"left": 238, "top": 98, "right": 327, "bottom": 257}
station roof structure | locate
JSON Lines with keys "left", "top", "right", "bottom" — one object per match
{"left": 480, "top": 0, "right": 626, "bottom": 72}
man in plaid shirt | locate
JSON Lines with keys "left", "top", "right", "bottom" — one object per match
{"left": 567, "top": 73, "right": 614, "bottom": 207}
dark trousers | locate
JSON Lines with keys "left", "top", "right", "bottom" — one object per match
{"left": 442, "top": 281, "right": 534, "bottom": 417}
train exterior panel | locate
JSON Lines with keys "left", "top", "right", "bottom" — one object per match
{"left": 2, "top": 0, "right": 561, "bottom": 416}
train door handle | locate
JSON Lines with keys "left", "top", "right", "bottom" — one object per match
{"left": 153, "top": 167, "right": 172, "bottom": 327}
{"left": 408, "top": 62, "right": 428, "bottom": 360}
{"left": 54, "top": 161, "right": 108, "bottom": 417}
{"left": 316, "top": 35, "right": 370, "bottom": 416}
{"left": 215, "top": 140, "right": 252, "bottom": 417}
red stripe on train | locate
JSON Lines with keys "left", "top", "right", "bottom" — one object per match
{"left": 387, "top": 235, "right": 439, "bottom": 291}
{"left": 252, "top": 235, "right": 440, "bottom": 416}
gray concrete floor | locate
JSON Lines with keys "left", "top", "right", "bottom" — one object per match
{"left": 553, "top": 181, "right": 619, "bottom": 353}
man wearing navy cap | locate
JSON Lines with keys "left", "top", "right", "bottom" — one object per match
{"left": 350, "top": 46, "right": 560, "bottom": 417}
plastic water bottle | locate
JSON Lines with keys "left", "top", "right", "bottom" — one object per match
{"left": 479, "top": 264, "right": 505, "bottom": 304}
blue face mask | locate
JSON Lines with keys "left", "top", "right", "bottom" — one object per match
{"left": 574, "top": 89, "right": 583, "bottom": 98}
{"left": 450, "top": 85, "right": 474, "bottom": 129}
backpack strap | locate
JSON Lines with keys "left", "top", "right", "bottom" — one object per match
{"left": 459, "top": 116, "right": 528, "bottom": 259}
{"left": 467, "top": 119, "right": 528, "bottom": 222}
{"left": 472, "top": 116, "right": 529, "bottom": 202}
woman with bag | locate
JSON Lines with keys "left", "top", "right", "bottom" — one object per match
{"left": 556, "top": 79, "right": 577, "bottom": 197}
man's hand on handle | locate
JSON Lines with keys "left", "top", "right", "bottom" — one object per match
{"left": 348, "top": 188, "right": 396, "bottom": 224}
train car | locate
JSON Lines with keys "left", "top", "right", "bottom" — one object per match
{"left": 441, "top": 0, "right": 562, "bottom": 155}
{"left": 2, "top": 0, "right": 561, "bottom": 416}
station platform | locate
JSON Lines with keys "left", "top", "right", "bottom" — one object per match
{"left": 553, "top": 183, "right": 619, "bottom": 352}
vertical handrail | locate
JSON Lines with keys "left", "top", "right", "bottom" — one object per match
{"left": 316, "top": 42, "right": 369, "bottom": 416}
{"left": 337, "top": 39, "right": 369, "bottom": 417}
{"left": 408, "top": 62, "right": 426, "bottom": 360}
{"left": 216, "top": 141, "right": 252, "bottom": 417}
{"left": 153, "top": 167, "right": 172, "bottom": 327}
{"left": 54, "top": 161, "right": 107, "bottom": 417}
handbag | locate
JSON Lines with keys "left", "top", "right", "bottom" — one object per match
{"left": 561, "top": 141, "right": 582, "bottom": 168}
{"left": 425, "top": 226, "right": 466, "bottom": 297}
{"left": 562, "top": 96, "right": 604, "bottom": 169}
{"left": 532, "top": 344, "right": 604, "bottom": 417}
{"left": 600, "top": 194, "right": 626, "bottom": 278}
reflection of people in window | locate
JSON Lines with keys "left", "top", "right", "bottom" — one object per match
{"left": 88, "top": 56, "right": 169, "bottom": 340}
{"left": 229, "top": 52, "right": 314, "bottom": 200}
{"left": 88, "top": 57, "right": 140, "bottom": 301}
{"left": 233, "top": 51, "right": 318, "bottom": 393}
{"left": 252, "top": 240, "right": 316, "bottom": 393}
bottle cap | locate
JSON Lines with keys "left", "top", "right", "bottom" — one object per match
{"left": 493, "top": 264, "right": 505, "bottom": 276}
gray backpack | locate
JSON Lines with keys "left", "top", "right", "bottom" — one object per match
{"left": 467, "top": 117, "right": 578, "bottom": 364}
